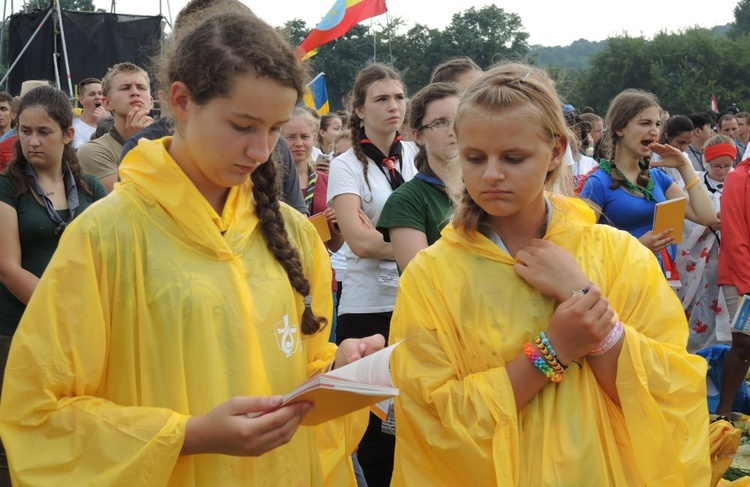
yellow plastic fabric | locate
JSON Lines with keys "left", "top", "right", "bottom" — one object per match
{"left": 0, "top": 138, "right": 365, "bottom": 486}
{"left": 389, "top": 195, "right": 711, "bottom": 486}
{"left": 710, "top": 420, "right": 741, "bottom": 486}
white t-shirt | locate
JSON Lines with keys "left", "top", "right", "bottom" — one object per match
{"left": 72, "top": 117, "right": 96, "bottom": 150}
{"left": 330, "top": 243, "right": 348, "bottom": 282}
{"left": 326, "top": 142, "right": 418, "bottom": 315}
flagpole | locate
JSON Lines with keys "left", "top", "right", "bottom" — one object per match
{"left": 386, "top": 12, "right": 393, "bottom": 66}
{"left": 372, "top": 19, "right": 376, "bottom": 62}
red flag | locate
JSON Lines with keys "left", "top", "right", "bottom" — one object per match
{"left": 711, "top": 94, "right": 718, "bottom": 112}
{"left": 298, "top": 0, "right": 387, "bottom": 60}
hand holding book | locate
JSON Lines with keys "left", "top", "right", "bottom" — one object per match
{"left": 251, "top": 338, "right": 406, "bottom": 426}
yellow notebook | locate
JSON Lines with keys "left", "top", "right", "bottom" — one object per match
{"left": 308, "top": 212, "right": 331, "bottom": 243}
{"left": 653, "top": 197, "right": 687, "bottom": 244}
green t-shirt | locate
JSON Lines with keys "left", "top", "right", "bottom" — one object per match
{"left": 0, "top": 173, "right": 107, "bottom": 334}
{"left": 377, "top": 176, "right": 452, "bottom": 247}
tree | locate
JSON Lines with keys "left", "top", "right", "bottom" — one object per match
{"left": 729, "top": 0, "right": 750, "bottom": 39}
{"left": 440, "top": 6, "right": 530, "bottom": 68}
{"left": 22, "top": 0, "right": 98, "bottom": 12}
{"left": 303, "top": 24, "right": 375, "bottom": 111}
{"left": 567, "top": 27, "right": 750, "bottom": 116}
{"left": 277, "top": 19, "right": 309, "bottom": 49}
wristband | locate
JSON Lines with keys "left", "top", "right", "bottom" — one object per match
{"left": 684, "top": 176, "right": 700, "bottom": 191}
{"left": 589, "top": 320, "right": 624, "bottom": 356}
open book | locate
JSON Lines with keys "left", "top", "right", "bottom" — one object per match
{"left": 653, "top": 197, "right": 687, "bottom": 244}
{"left": 277, "top": 340, "right": 402, "bottom": 426}
{"left": 731, "top": 295, "right": 750, "bottom": 334}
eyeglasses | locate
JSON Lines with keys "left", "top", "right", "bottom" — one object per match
{"left": 418, "top": 118, "right": 454, "bottom": 131}
{"left": 708, "top": 163, "right": 733, "bottom": 170}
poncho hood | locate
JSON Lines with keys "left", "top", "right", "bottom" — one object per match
{"left": 440, "top": 193, "right": 597, "bottom": 263}
{"left": 118, "top": 137, "right": 257, "bottom": 261}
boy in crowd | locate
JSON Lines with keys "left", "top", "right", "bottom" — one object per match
{"left": 78, "top": 63, "right": 153, "bottom": 192}
{"left": 72, "top": 78, "right": 109, "bottom": 149}
{"left": 0, "top": 92, "right": 12, "bottom": 139}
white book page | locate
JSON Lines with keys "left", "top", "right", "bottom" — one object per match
{"left": 326, "top": 339, "right": 405, "bottom": 387}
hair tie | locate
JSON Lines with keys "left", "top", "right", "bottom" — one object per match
{"left": 303, "top": 295, "right": 312, "bottom": 309}
{"left": 704, "top": 143, "right": 737, "bottom": 163}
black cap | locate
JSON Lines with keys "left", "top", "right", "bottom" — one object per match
{"left": 725, "top": 103, "right": 740, "bottom": 114}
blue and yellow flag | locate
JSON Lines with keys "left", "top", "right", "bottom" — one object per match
{"left": 303, "top": 72, "right": 330, "bottom": 115}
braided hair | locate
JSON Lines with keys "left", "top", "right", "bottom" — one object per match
{"left": 160, "top": 11, "right": 326, "bottom": 334}
{"left": 602, "top": 89, "right": 659, "bottom": 191}
{"left": 348, "top": 63, "right": 405, "bottom": 192}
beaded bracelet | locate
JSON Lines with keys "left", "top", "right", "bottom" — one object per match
{"left": 523, "top": 342, "right": 564, "bottom": 383}
{"left": 534, "top": 334, "right": 567, "bottom": 374}
{"left": 589, "top": 320, "right": 624, "bottom": 356}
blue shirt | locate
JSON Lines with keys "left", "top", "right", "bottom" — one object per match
{"left": 580, "top": 168, "right": 675, "bottom": 239}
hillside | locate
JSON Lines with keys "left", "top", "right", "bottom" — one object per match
{"left": 530, "top": 24, "right": 732, "bottom": 70}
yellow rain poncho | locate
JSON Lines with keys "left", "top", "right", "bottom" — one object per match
{"left": 0, "top": 138, "right": 365, "bottom": 486}
{"left": 389, "top": 196, "right": 711, "bottom": 486}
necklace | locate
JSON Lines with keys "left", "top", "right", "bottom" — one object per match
{"left": 39, "top": 175, "right": 63, "bottom": 196}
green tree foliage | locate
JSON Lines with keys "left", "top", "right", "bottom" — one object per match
{"left": 569, "top": 27, "right": 750, "bottom": 116}
{"left": 291, "top": 5, "right": 531, "bottom": 110}
{"left": 730, "top": 0, "right": 750, "bottom": 39}
{"left": 279, "top": 2, "right": 750, "bottom": 117}
{"left": 440, "top": 6, "right": 529, "bottom": 68}
{"left": 22, "top": 0, "right": 97, "bottom": 12}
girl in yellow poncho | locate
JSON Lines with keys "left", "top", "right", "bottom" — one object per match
{"left": 0, "top": 10, "right": 378, "bottom": 487}
{"left": 389, "top": 63, "right": 711, "bottom": 486}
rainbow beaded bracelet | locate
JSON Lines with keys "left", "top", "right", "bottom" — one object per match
{"left": 523, "top": 342, "right": 564, "bottom": 383}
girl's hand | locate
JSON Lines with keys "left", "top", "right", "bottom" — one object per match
{"left": 514, "top": 240, "right": 591, "bottom": 302}
{"left": 182, "top": 396, "right": 311, "bottom": 456}
{"left": 324, "top": 207, "right": 341, "bottom": 235}
{"left": 357, "top": 208, "right": 374, "bottom": 230}
{"left": 638, "top": 229, "right": 674, "bottom": 253}
{"left": 335, "top": 334, "right": 386, "bottom": 369}
{"left": 314, "top": 154, "right": 331, "bottom": 173}
{"left": 710, "top": 212, "right": 721, "bottom": 232}
{"left": 647, "top": 142, "right": 688, "bottom": 168}
{"left": 544, "top": 286, "right": 616, "bottom": 364}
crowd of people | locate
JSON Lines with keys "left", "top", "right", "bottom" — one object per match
{"left": 0, "top": 0, "right": 748, "bottom": 485}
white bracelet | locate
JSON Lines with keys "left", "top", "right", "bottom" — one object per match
{"left": 589, "top": 320, "right": 624, "bottom": 356}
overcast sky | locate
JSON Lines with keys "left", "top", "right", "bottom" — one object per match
{"left": 92, "top": 0, "right": 741, "bottom": 47}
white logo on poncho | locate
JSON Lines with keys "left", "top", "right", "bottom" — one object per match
{"left": 275, "top": 315, "right": 300, "bottom": 357}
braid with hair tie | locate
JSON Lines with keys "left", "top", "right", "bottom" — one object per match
{"left": 251, "top": 154, "right": 327, "bottom": 335}
{"left": 636, "top": 162, "right": 651, "bottom": 188}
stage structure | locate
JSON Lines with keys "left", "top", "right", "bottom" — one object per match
{"left": 0, "top": 0, "right": 166, "bottom": 96}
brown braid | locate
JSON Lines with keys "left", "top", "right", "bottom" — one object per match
{"left": 347, "top": 63, "right": 405, "bottom": 194}
{"left": 602, "top": 89, "right": 660, "bottom": 192}
{"left": 348, "top": 114, "right": 372, "bottom": 192}
{"left": 251, "top": 153, "right": 327, "bottom": 335}
{"left": 453, "top": 187, "right": 485, "bottom": 235}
